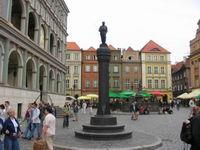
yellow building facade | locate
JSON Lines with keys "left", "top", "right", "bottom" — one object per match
{"left": 189, "top": 20, "right": 200, "bottom": 90}
{"left": 141, "top": 40, "right": 173, "bottom": 102}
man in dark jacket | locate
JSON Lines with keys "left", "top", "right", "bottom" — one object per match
{"left": 190, "top": 102, "right": 200, "bottom": 150}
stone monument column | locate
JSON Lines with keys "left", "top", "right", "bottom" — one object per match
{"left": 96, "top": 45, "right": 111, "bottom": 115}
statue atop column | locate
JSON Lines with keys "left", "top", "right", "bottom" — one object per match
{"left": 99, "top": 21, "right": 108, "bottom": 46}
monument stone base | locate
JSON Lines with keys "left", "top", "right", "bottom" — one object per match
{"left": 75, "top": 115, "right": 132, "bottom": 140}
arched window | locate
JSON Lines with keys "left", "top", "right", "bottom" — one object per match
{"left": 39, "top": 65, "right": 46, "bottom": 91}
{"left": 40, "top": 25, "right": 46, "bottom": 49}
{"left": 56, "top": 73, "right": 61, "bottom": 93}
{"left": 26, "top": 59, "right": 36, "bottom": 89}
{"left": 49, "top": 33, "right": 54, "bottom": 54}
{"left": 8, "top": 51, "right": 22, "bottom": 87}
{"left": 0, "top": 44, "right": 4, "bottom": 83}
{"left": 49, "top": 70, "right": 55, "bottom": 92}
{"left": 11, "top": 0, "right": 22, "bottom": 30}
{"left": 56, "top": 40, "right": 60, "bottom": 58}
{"left": 28, "top": 12, "right": 36, "bottom": 41}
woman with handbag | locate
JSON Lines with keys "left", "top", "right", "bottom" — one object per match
{"left": 62, "top": 103, "right": 70, "bottom": 128}
{"left": 2, "top": 108, "right": 21, "bottom": 150}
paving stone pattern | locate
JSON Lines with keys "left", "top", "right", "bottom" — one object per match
{"left": 20, "top": 107, "right": 190, "bottom": 150}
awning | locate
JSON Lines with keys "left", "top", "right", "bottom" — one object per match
{"left": 140, "top": 91, "right": 152, "bottom": 97}
{"left": 186, "top": 89, "right": 200, "bottom": 99}
{"left": 177, "top": 93, "right": 189, "bottom": 99}
{"left": 119, "top": 90, "right": 136, "bottom": 97}
{"left": 77, "top": 96, "right": 91, "bottom": 100}
{"left": 109, "top": 90, "right": 119, "bottom": 98}
{"left": 150, "top": 91, "right": 164, "bottom": 96}
{"left": 86, "top": 94, "right": 98, "bottom": 99}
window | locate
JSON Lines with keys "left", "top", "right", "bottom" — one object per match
{"left": 147, "top": 66, "right": 152, "bottom": 74}
{"left": 93, "top": 80, "right": 98, "bottom": 88}
{"left": 74, "top": 66, "right": 78, "bottom": 74}
{"left": 125, "top": 66, "right": 130, "bottom": 73}
{"left": 85, "top": 65, "right": 90, "bottom": 72}
{"left": 74, "top": 79, "right": 78, "bottom": 89}
{"left": 114, "top": 56, "right": 118, "bottom": 60}
{"left": 147, "top": 79, "right": 152, "bottom": 88}
{"left": 66, "top": 66, "right": 70, "bottom": 74}
{"left": 74, "top": 53, "right": 79, "bottom": 60}
{"left": 161, "top": 67, "right": 165, "bottom": 74}
{"left": 154, "top": 67, "right": 158, "bottom": 74}
{"left": 125, "top": 79, "right": 130, "bottom": 89}
{"left": 128, "top": 56, "right": 132, "bottom": 61}
{"left": 161, "top": 80, "right": 165, "bottom": 88}
{"left": 93, "top": 65, "right": 98, "bottom": 72}
{"left": 134, "top": 66, "right": 138, "bottom": 73}
{"left": 66, "top": 54, "right": 70, "bottom": 60}
{"left": 154, "top": 79, "right": 159, "bottom": 88}
{"left": 66, "top": 79, "right": 69, "bottom": 88}
{"left": 113, "top": 66, "right": 119, "bottom": 73}
{"left": 134, "top": 79, "right": 139, "bottom": 87}
{"left": 85, "top": 55, "right": 90, "bottom": 60}
{"left": 160, "top": 56, "right": 164, "bottom": 61}
{"left": 86, "top": 80, "right": 90, "bottom": 88}
{"left": 147, "top": 55, "right": 151, "bottom": 61}
{"left": 114, "top": 79, "right": 119, "bottom": 87}
{"left": 40, "top": 25, "right": 46, "bottom": 49}
{"left": 154, "top": 56, "right": 157, "bottom": 61}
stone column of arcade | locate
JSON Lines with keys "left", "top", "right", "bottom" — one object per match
{"left": 74, "top": 22, "right": 132, "bottom": 140}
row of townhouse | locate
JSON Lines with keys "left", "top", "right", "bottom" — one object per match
{"left": 65, "top": 40, "right": 173, "bottom": 102}
{"left": 172, "top": 19, "right": 200, "bottom": 97}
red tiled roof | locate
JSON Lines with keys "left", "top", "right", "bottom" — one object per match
{"left": 141, "top": 40, "right": 170, "bottom": 53}
{"left": 87, "top": 47, "right": 96, "bottom": 51}
{"left": 127, "top": 47, "right": 134, "bottom": 52}
{"left": 108, "top": 45, "right": 117, "bottom": 50}
{"left": 172, "top": 61, "right": 184, "bottom": 72}
{"left": 66, "top": 42, "right": 80, "bottom": 51}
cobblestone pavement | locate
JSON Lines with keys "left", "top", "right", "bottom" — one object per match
{"left": 20, "top": 107, "right": 190, "bottom": 150}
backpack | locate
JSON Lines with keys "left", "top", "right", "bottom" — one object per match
{"left": 180, "top": 119, "right": 192, "bottom": 144}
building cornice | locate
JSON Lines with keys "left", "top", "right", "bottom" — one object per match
{"left": 0, "top": 18, "right": 67, "bottom": 72}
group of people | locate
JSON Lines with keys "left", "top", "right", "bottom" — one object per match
{"left": 62, "top": 100, "right": 94, "bottom": 128}
{"left": 0, "top": 100, "right": 56, "bottom": 150}
{"left": 22, "top": 102, "right": 56, "bottom": 150}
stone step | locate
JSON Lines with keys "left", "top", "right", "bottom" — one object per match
{"left": 75, "top": 129, "right": 132, "bottom": 140}
{"left": 82, "top": 124, "right": 125, "bottom": 133}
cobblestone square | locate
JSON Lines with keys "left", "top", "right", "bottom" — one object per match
{"left": 20, "top": 107, "right": 190, "bottom": 150}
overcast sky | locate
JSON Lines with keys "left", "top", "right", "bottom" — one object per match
{"left": 64, "top": 0, "right": 200, "bottom": 64}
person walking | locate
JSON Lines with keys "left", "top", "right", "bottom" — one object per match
{"left": 82, "top": 101, "right": 87, "bottom": 114}
{"left": 62, "top": 103, "right": 70, "bottom": 128}
{"left": 42, "top": 106, "right": 56, "bottom": 150}
{"left": 130, "top": 101, "right": 139, "bottom": 120}
{"left": 27, "top": 102, "right": 41, "bottom": 140}
{"left": 3, "top": 108, "right": 21, "bottom": 150}
{"left": 73, "top": 102, "right": 79, "bottom": 121}
{"left": 22, "top": 104, "right": 32, "bottom": 139}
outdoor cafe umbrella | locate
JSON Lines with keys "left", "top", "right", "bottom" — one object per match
{"left": 177, "top": 93, "right": 189, "bottom": 99}
{"left": 140, "top": 91, "right": 152, "bottom": 97}
{"left": 77, "top": 96, "right": 91, "bottom": 100}
{"left": 150, "top": 91, "right": 164, "bottom": 96}
{"left": 119, "top": 90, "right": 136, "bottom": 97}
{"left": 86, "top": 94, "right": 98, "bottom": 99}
{"left": 109, "top": 90, "right": 119, "bottom": 98}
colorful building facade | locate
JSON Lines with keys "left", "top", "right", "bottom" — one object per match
{"left": 121, "top": 47, "right": 142, "bottom": 93}
{"left": 109, "top": 45, "right": 122, "bottom": 93}
{"left": 141, "top": 40, "right": 172, "bottom": 102}
{"left": 65, "top": 42, "right": 82, "bottom": 97}
{"left": 189, "top": 20, "right": 200, "bottom": 90}
{"left": 81, "top": 47, "right": 99, "bottom": 96}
